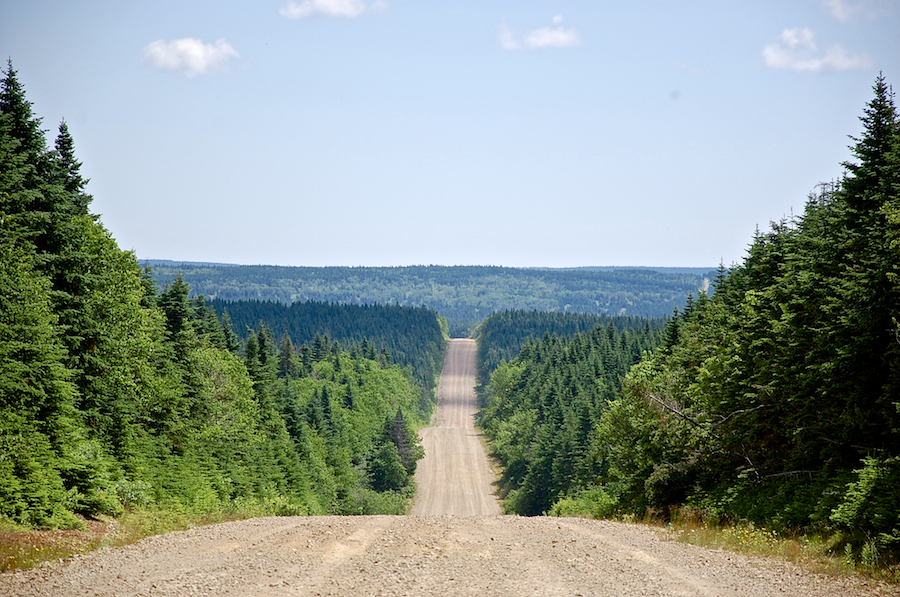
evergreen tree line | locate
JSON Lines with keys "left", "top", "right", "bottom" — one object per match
{"left": 475, "top": 309, "right": 665, "bottom": 390}
{"left": 479, "top": 75, "right": 900, "bottom": 564}
{"left": 236, "top": 323, "right": 426, "bottom": 515}
{"left": 152, "top": 262, "right": 709, "bottom": 336}
{"left": 0, "top": 61, "right": 425, "bottom": 528}
{"left": 479, "top": 321, "right": 662, "bottom": 516}
{"left": 208, "top": 297, "right": 445, "bottom": 409}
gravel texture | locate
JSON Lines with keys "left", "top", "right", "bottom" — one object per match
{"left": 2, "top": 515, "right": 894, "bottom": 597}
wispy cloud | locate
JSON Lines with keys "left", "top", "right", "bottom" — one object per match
{"left": 143, "top": 38, "right": 239, "bottom": 77}
{"left": 279, "top": 0, "right": 387, "bottom": 19}
{"left": 762, "top": 28, "right": 870, "bottom": 73}
{"left": 499, "top": 16, "right": 582, "bottom": 50}
{"left": 498, "top": 22, "right": 520, "bottom": 50}
{"left": 821, "top": 0, "right": 862, "bottom": 21}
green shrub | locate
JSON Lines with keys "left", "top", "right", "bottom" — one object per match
{"left": 549, "top": 486, "right": 617, "bottom": 519}
{"left": 344, "top": 487, "right": 412, "bottom": 515}
{"left": 830, "top": 456, "right": 900, "bottom": 564}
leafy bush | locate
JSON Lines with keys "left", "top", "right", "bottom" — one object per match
{"left": 830, "top": 456, "right": 900, "bottom": 564}
{"left": 343, "top": 487, "right": 413, "bottom": 515}
{"left": 549, "top": 487, "right": 617, "bottom": 519}
{"left": 114, "top": 481, "right": 154, "bottom": 509}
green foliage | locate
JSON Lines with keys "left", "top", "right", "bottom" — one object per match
{"left": 480, "top": 320, "right": 662, "bottom": 515}
{"left": 241, "top": 327, "right": 428, "bottom": 515}
{"left": 475, "top": 309, "right": 664, "bottom": 389}
{"left": 548, "top": 486, "right": 617, "bottom": 519}
{"left": 0, "top": 235, "right": 78, "bottom": 528}
{"left": 367, "top": 442, "right": 408, "bottom": 493}
{"left": 363, "top": 409, "right": 424, "bottom": 493}
{"left": 830, "top": 457, "right": 900, "bottom": 563}
{"left": 343, "top": 486, "right": 415, "bottom": 515}
{"left": 208, "top": 298, "right": 444, "bottom": 405}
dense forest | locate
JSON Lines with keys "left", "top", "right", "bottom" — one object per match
{"left": 151, "top": 263, "right": 710, "bottom": 336}
{"left": 480, "top": 75, "right": 900, "bottom": 563}
{"left": 0, "top": 61, "right": 426, "bottom": 530}
{"left": 479, "top": 323, "right": 662, "bottom": 516}
{"left": 208, "top": 298, "right": 445, "bottom": 404}
{"left": 475, "top": 309, "right": 665, "bottom": 389}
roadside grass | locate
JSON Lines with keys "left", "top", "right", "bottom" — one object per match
{"left": 654, "top": 507, "right": 899, "bottom": 584}
{"left": 0, "top": 505, "right": 269, "bottom": 572}
{"left": 0, "top": 517, "right": 108, "bottom": 572}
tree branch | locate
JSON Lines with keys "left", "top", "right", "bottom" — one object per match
{"left": 647, "top": 393, "right": 705, "bottom": 430}
{"left": 713, "top": 403, "right": 769, "bottom": 427}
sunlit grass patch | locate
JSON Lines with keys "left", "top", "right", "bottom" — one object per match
{"left": 661, "top": 507, "right": 899, "bottom": 584}
{"left": 0, "top": 507, "right": 253, "bottom": 572}
{"left": 0, "top": 518, "right": 108, "bottom": 571}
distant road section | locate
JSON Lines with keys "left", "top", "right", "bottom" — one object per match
{"left": 411, "top": 339, "right": 501, "bottom": 516}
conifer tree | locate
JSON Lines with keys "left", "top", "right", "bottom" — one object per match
{"left": 219, "top": 309, "right": 241, "bottom": 353}
{"left": 159, "top": 274, "right": 194, "bottom": 349}
{"left": 0, "top": 60, "right": 45, "bottom": 170}
{"left": 50, "top": 120, "right": 90, "bottom": 205}
{"left": 0, "top": 238, "right": 78, "bottom": 527}
{"left": 278, "top": 333, "right": 297, "bottom": 379}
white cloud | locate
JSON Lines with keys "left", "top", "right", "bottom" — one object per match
{"left": 499, "top": 15, "right": 582, "bottom": 50}
{"left": 821, "top": 0, "right": 861, "bottom": 21}
{"left": 279, "top": 0, "right": 386, "bottom": 19}
{"left": 143, "top": 38, "right": 239, "bottom": 77}
{"left": 762, "top": 27, "right": 870, "bottom": 73}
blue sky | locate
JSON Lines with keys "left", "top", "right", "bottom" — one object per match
{"left": 2, "top": 1, "right": 898, "bottom": 267}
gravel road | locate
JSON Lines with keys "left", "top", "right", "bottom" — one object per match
{"left": 1, "top": 339, "right": 895, "bottom": 596}
{"left": 411, "top": 339, "right": 500, "bottom": 516}
{"left": 2, "top": 515, "right": 893, "bottom": 596}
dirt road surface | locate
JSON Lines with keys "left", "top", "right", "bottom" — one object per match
{"left": 1, "top": 339, "right": 895, "bottom": 596}
{"left": 411, "top": 339, "right": 501, "bottom": 516}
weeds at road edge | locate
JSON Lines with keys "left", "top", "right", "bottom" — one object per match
{"left": 0, "top": 500, "right": 299, "bottom": 572}
{"left": 660, "top": 507, "right": 899, "bottom": 585}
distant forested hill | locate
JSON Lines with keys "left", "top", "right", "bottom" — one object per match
{"left": 150, "top": 264, "right": 712, "bottom": 336}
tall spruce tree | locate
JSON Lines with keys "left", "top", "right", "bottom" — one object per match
{"left": 0, "top": 60, "right": 45, "bottom": 172}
